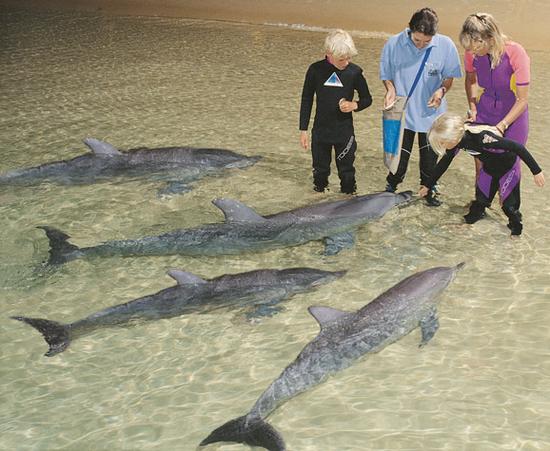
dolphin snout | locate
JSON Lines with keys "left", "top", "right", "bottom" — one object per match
{"left": 226, "top": 155, "right": 262, "bottom": 168}
{"left": 312, "top": 270, "right": 347, "bottom": 286}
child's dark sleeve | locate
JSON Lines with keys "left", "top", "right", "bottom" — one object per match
{"left": 424, "top": 148, "right": 459, "bottom": 189}
{"left": 354, "top": 70, "right": 372, "bottom": 112}
{"left": 299, "top": 65, "right": 316, "bottom": 131}
{"left": 483, "top": 132, "right": 543, "bottom": 175}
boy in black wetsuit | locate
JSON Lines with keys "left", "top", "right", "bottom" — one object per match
{"left": 419, "top": 113, "right": 545, "bottom": 236}
{"left": 299, "top": 29, "right": 372, "bottom": 194}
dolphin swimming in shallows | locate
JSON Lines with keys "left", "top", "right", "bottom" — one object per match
{"left": 38, "top": 191, "right": 412, "bottom": 265}
{"left": 11, "top": 267, "right": 345, "bottom": 357}
{"left": 0, "top": 138, "right": 260, "bottom": 195}
{"left": 200, "top": 263, "right": 465, "bottom": 451}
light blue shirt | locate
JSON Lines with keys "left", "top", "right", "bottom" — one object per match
{"left": 380, "top": 29, "right": 462, "bottom": 132}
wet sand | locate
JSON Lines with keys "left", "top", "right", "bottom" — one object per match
{"left": 3, "top": 0, "right": 548, "bottom": 50}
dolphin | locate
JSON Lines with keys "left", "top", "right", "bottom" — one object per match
{"left": 11, "top": 267, "right": 345, "bottom": 357}
{"left": 38, "top": 191, "right": 412, "bottom": 265}
{"left": 0, "top": 138, "right": 260, "bottom": 195}
{"left": 200, "top": 262, "right": 465, "bottom": 451}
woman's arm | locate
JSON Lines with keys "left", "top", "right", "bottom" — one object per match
{"left": 464, "top": 71, "right": 479, "bottom": 121}
{"left": 496, "top": 85, "right": 529, "bottom": 134}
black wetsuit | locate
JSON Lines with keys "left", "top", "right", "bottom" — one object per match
{"left": 425, "top": 129, "right": 542, "bottom": 235}
{"left": 299, "top": 58, "right": 372, "bottom": 193}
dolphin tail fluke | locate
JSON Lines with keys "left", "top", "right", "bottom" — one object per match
{"left": 200, "top": 415, "right": 286, "bottom": 451}
{"left": 37, "top": 226, "right": 80, "bottom": 265}
{"left": 11, "top": 316, "right": 71, "bottom": 357}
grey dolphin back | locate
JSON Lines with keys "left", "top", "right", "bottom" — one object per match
{"left": 83, "top": 138, "right": 122, "bottom": 156}
{"left": 167, "top": 269, "right": 207, "bottom": 285}
{"left": 212, "top": 198, "right": 267, "bottom": 223}
{"left": 200, "top": 263, "right": 465, "bottom": 450}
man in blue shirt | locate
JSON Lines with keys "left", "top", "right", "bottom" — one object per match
{"left": 380, "top": 7, "right": 462, "bottom": 206}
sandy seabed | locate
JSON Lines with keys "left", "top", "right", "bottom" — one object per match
{"left": 2, "top": 0, "right": 549, "bottom": 51}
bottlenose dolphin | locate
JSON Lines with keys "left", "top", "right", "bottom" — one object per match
{"left": 200, "top": 263, "right": 464, "bottom": 451}
{"left": 39, "top": 191, "right": 412, "bottom": 265}
{"left": 0, "top": 138, "right": 260, "bottom": 195}
{"left": 11, "top": 267, "right": 345, "bottom": 357}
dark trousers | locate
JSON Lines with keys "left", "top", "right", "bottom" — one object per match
{"left": 386, "top": 129, "right": 438, "bottom": 188}
{"left": 473, "top": 176, "right": 522, "bottom": 231}
{"left": 311, "top": 134, "right": 357, "bottom": 193}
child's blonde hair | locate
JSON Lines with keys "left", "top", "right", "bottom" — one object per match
{"left": 324, "top": 29, "right": 358, "bottom": 58}
{"left": 459, "top": 13, "right": 507, "bottom": 69}
{"left": 428, "top": 113, "right": 466, "bottom": 155}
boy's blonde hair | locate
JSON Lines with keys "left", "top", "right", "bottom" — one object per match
{"left": 428, "top": 113, "right": 466, "bottom": 155}
{"left": 324, "top": 29, "right": 358, "bottom": 58}
{"left": 459, "top": 13, "right": 507, "bottom": 69}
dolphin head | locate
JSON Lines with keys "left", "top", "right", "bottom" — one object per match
{"left": 395, "top": 190, "right": 413, "bottom": 204}
{"left": 198, "top": 149, "right": 261, "bottom": 169}
{"left": 277, "top": 268, "right": 347, "bottom": 290}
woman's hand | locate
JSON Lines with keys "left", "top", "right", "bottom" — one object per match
{"left": 534, "top": 172, "right": 545, "bottom": 187}
{"left": 427, "top": 87, "right": 445, "bottom": 108}
{"left": 467, "top": 108, "right": 477, "bottom": 122}
{"left": 383, "top": 89, "right": 396, "bottom": 109}
{"left": 300, "top": 131, "right": 309, "bottom": 150}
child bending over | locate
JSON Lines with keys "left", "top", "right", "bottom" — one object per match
{"left": 419, "top": 113, "right": 545, "bottom": 236}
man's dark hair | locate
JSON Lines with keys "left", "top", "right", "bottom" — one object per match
{"left": 409, "top": 7, "right": 439, "bottom": 36}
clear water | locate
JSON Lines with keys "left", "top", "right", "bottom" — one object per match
{"left": 1, "top": 6, "right": 550, "bottom": 450}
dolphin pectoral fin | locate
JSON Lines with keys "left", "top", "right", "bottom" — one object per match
{"left": 244, "top": 290, "right": 288, "bottom": 319}
{"left": 211, "top": 198, "right": 266, "bottom": 223}
{"left": 11, "top": 316, "right": 71, "bottom": 357}
{"left": 323, "top": 231, "right": 355, "bottom": 256}
{"left": 83, "top": 138, "right": 122, "bottom": 156}
{"left": 246, "top": 304, "right": 284, "bottom": 319}
{"left": 157, "top": 181, "right": 192, "bottom": 197}
{"left": 419, "top": 308, "right": 439, "bottom": 347}
{"left": 200, "top": 415, "right": 286, "bottom": 451}
{"left": 167, "top": 269, "right": 207, "bottom": 285}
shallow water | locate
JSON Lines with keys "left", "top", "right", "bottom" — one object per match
{"left": 1, "top": 6, "right": 550, "bottom": 451}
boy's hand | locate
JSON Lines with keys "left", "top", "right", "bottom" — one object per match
{"left": 300, "top": 131, "right": 309, "bottom": 150}
{"left": 418, "top": 186, "right": 429, "bottom": 197}
{"left": 339, "top": 99, "right": 357, "bottom": 113}
{"left": 534, "top": 172, "right": 545, "bottom": 187}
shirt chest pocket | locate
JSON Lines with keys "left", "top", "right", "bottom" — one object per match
{"left": 423, "top": 62, "right": 443, "bottom": 80}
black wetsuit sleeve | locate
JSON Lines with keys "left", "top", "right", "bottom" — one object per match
{"left": 425, "top": 149, "right": 458, "bottom": 188}
{"left": 354, "top": 71, "right": 372, "bottom": 112}
{"left": 299, "top": 65, "right": 315, "bottom": 131}
{"left": 482, "top": 132, "right": 542, "bottom": 175}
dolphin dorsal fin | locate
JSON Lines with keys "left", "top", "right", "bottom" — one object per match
{"left": 308, "top": 306, "right": 350, "bottom": 328}
{"left": 167, "top": 269, "right": 207, "bottom": 285}
{"left": 83, "top": 138, "right": 122, "bottom": 156}
{"left": 212, "top": 198, "right": 266, "bottom": 223}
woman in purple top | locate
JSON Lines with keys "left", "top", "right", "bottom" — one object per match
{"left": 459, "top": 13, "right": 531, "bottom": 186}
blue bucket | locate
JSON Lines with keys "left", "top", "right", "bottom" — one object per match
{"left": 383, "top": 118, "right": 402, "bottom": 156}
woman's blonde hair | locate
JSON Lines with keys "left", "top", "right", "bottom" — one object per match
{"left": 428, "top": 113, "right": 466, "bottom": 155}
{"left": 324, "top": 29, "right": 358, "bottom": 58}
{"left": 459, "top": 13, "right": 507, "bottom": 69}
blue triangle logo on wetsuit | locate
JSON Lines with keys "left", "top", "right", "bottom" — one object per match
{"left": 324, "top": 72, "right": 343, "bottom": 87}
